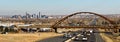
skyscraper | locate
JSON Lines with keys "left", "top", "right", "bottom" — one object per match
{"left": 38, "top": 12, "right": 41, "bottom": 18}
{"left": 26, "top": 12, "right": 30, "bottom": 19}
{"left": 26, "top": 12, "right": 28, "bottom": 19}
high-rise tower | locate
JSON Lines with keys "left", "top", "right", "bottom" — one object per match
{"left": 26, "top": 12, "right": 31, "bottom": 19}
{"left": 38, "top": 12, "right": 41, "bottom": 18}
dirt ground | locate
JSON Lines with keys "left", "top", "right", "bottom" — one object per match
{"left": 106, "top": 34, "right": 120, "bottom": 42}
{"left": 99, "top": 29, "right": 120, "bottom": 42}
{"left": 0, "top": 32, "right": 63, "bottom": 42}
{"left": 99, "top": 29, "right": 113, "bottom": 42}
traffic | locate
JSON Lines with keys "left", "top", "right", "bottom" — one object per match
{"left": 60, "top": 29, "right": 104, "bottom": 42}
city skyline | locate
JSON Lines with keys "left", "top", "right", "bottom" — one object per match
{"left": 0, "top": 0, "right": 120, "bottom": 15}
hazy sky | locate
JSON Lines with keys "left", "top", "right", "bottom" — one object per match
{"left": 0, "top": 0, "right": 120, "bottom": 15}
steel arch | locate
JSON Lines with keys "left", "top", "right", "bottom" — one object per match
{"left": 51, "top": 12, "right": 114, "bottom": 28}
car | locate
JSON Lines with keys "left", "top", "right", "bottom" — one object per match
{"left": 80, "top": 34, "right": 84, "bottom": 36}
{"left": 74, "top": 36, "right": 80, "bottom": 41}
{"left": 82, "top": 37, "right": 88, "bottom": 41}
{"left": 73, "top": 33, "right": 78, "bottom": 36}
{"left": 87, "top": 33, "right": 91, "bottom": 36}
{"left": 63, "top": 33, "right": 72, "bottom": 38}
{"left": 63, "top": 33, "right": 67, "bottom": 38}
{"left": 67, "top": 34, "right": 72, "bottom": 38}
{"left": 89, "top": 30, "right": 93, "bottom": 33}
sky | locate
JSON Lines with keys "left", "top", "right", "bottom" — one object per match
{"left": 0, "top": 0, "right": 120, "bottom": 15}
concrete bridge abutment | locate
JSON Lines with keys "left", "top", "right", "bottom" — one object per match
{"left": 53, "top": 28, "right": 58, "bottom": 33}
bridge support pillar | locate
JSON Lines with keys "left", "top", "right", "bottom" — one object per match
{"left": 53, "top": 28, "right": 58, "bottom": 33}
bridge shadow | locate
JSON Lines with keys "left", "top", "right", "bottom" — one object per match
{"left": 35, "top": 35, "right": 68, "bottom": 42}
{"left": 94, "top": 32, "right": 113, "bottom": 35}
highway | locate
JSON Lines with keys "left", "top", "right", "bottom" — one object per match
{"left": 36, "top": 31, "right": 80, "bottom": 42}
{"left": 72, "top": 29, "right": 104, "bottom": 42}
{"left": 37, "top": 29, "right": 105, "bottom": 42}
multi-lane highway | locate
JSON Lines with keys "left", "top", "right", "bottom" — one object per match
{"left": 36, "top": 31, "right": 80, "bottom": 42}
{"left": 72, "top": 29, "right": 104, "bottom": 42}
{"left": 37, "top": 29, "right": 105, "bottom": 42}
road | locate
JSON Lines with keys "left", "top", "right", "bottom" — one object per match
{"left": 36, "top": 31, "right": 80, "bottom": 42}
{"left": 72, "top": 29, "right": 105, "bottom": 42}
{"left": 37, "top": 29, "right": 104, "bottom": 42}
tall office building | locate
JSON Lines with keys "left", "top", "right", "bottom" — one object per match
{"left": 38, "top": 12, "right": 41, "bottom": 18}
{"left": 25, "top": 12, "right": 28, "bottom": 19}
{"left": 26, "top": 12, "right": 31, "bottom": 19}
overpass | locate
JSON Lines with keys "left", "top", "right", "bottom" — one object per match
{"left": 55, "top": 26, "right": 120, "bottom": 29}
{"left": 50, "top": 12, "right": 120, "bottom": 33}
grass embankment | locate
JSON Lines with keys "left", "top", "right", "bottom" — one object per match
{"left": 99, "top": 29, "right": 113, "bottom": 42}
{"left": 104, "top": 34, "right": 120, "bottom": 42}
{"left": 100, "top": 33, "right": 113, "bottom": 42}
{"left": 0, "top": 32, "right": 63, "bottom": 42}
{"left": 99, "top": 29, "right": 120, "bottom": 42}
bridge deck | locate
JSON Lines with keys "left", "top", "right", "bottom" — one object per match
{"left": 53, "top": 26, "right": 120, "bottom": 29}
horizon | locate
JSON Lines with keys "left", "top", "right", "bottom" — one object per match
{"left": 0, "top": 0, "right": 120, "bottom": 15}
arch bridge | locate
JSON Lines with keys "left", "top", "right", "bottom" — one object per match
{"left": 51, "top": 12, "right": 120, "bottom": 33}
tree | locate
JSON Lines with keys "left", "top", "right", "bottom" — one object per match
{"left": 5, "top": 27, "right": 9, "bottom": 32}
{"left": 0, "top": 26, "right": 4, "bottom": 32}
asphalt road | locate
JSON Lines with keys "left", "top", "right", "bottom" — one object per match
{"left": 36, "top": 31, "right": 80, "bottom": 42}
{"left": 72, "top": 29, "right": 105, "bottom": 42}
{"left": 36, "top": 29, "right": 104, "bottom": 42}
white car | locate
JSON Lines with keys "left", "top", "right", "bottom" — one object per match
{"left": 87, "top": 33, "right": 91, "bottom": 36}
{"left": 90, "top": 30, "right": 93, "bottom": 33}
{"left": 82, "top": 37, "right": 88, "bottom": 41}
{"left": 80, "top": 35, "right": 84, "bottom": 36}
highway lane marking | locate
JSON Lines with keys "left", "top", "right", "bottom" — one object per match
{"left": 64, "top": 34, "right": 81, "bottom": 42}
